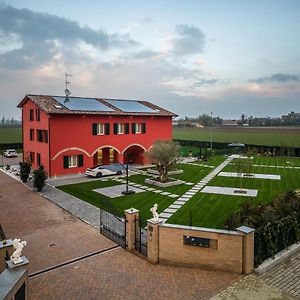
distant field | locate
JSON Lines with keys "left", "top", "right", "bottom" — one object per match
{"left": 0, "top": 127, "right": 22, "bottom": 144}
{"left": 173, "top": 127, "right": 300, "bottom": 147}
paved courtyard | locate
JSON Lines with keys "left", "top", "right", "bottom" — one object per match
{"left": 0, "top": 171, "right": 241, "bottom": 299}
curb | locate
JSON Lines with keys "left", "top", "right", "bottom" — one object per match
{"left": 255, "top": 242, "right": 300, "bottom": 274}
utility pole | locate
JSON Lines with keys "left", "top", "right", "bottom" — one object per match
{"left": 210, "top": 112, "right": 213, "bottom": 154}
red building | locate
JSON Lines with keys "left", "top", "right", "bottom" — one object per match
{"left": 18, "top": 95, "right": 175, "bottom": 177}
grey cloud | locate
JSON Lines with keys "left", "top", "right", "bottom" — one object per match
{"left": 131, "top": 50, "right": 160, "bottom": 59}
{"left": 172, "top": 24, "right": 206, "bottom": 56}
{"left": 249, "top": 73, "right": 299, "bottom": 83}
{"left": 0, "top": 4, "right": 139, "bottom": 69}
{"left": 193, "top": 78, "right": 219, "bottom": 86}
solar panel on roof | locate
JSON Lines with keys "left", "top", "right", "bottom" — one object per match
{"left": 105, "top": 99, "right": 157, "bottom": 113}
{"left": 53, "top": 96, "right": 114, "bottom": 112}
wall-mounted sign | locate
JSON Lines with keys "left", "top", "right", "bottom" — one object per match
{"left": 183, "top": 235, "right": 210, "bottom": 248}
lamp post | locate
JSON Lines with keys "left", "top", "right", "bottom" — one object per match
{"left": 122, "top": 153, "right": 135, "bottom": 195}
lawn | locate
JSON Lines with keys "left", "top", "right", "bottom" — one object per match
{"left": 173, "top": 127, "right": 300, "bottom": 147}
{"left": 58, "top": 155, "right": 300, "bottom": 229}
{"left": 0, "top": 127, "right": 22, "bottom": 144}
{"left": 167, "top": 156, "right": 300, "bottom": 228}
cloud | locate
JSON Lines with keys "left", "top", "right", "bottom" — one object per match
{"left": 0, "top": 4, "right": 139, "bottom": 69}
{"left": 193, "top": 78, "right": 219, "bottom": 86}
{"left": 249, "top": 73, "right": 300, "bottom": 84}
{"left": 129, "top": 50, "right": 160, "bottom": 60}
{"left": 171, "top": 24, "right": 206, "bottom": 56}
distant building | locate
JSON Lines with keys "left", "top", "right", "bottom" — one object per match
{"left": 222, "top": 119, "right": 239, "bottom": 126}
{"left": 18, "top": 95, "right": 176, "bottom": 177}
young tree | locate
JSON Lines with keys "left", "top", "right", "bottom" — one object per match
{"left": 33, "top": 166, "right": 48, "bottom": 192}
{"left": 145, "top": 140, "right": 180, "bottom": 182}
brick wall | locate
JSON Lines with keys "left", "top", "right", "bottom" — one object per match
{"left": 158, "top": 224, "right": 244, "bottom": 274}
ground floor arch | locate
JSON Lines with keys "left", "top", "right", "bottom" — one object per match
{"left": 124, "top": 145, "right": 145, "bottom": 165}
{"left": 93, "top": 147, "right": 120, "bottom": 166}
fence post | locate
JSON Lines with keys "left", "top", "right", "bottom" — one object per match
{"left": 237, "top": 226, "right": 255, "bottom": 274}
{"left": 124, "top": 208, "right": 139, "bottom": 251}
{"left": 147, "top": 218, "right": 163, "bottom": 264}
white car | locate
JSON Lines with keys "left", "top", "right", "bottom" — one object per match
{"left": 85, "top": 164, "right": 124, "bottom": 178}
{"left": 3, "top": 149, "right": 18, "bottom": 157}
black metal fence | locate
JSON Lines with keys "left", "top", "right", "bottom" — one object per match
{"left": 100, "top": 210, "right": 126, "bottom": 248}
{"left": 135, "top": 217, "right": 147, "bottom": 256}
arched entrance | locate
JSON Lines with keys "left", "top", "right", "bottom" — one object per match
{"left": 124, "top": 145, "right": 145, "bottom": 165}
{"left": 93, "top": 147, "right": 119, "bottom": 166}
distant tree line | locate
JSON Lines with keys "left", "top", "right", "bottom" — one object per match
{"left": 174, "top": 111, "right": 300, "bottom": 127}
{"left": 1, "top": 117, "right": 21, "bottom": 125}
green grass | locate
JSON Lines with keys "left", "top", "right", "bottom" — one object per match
{"left": 58, "top": 155, "right": 300, "bottom": 229}
{"left": 0, "top": 128, "right": 22, "bottom": 144}
{"left": 173, "top": 127, "right": 300, "bottom": 147}
{"left": 168, "top": 156, "right": 300, "bottom": 228}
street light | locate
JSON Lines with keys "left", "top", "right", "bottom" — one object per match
{"left": 121, "top": 153, "right": 135, "bottom": 195}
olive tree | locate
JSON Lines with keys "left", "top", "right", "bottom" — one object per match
{"left": 145, "top": 140, "right": 180, "bottom": 182}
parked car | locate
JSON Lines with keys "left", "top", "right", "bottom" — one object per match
{"left": 85, "top": 163, "right": 124, "bottom": 178}
{"left": 3, "top": 149, "right": 18, "bottom": 158}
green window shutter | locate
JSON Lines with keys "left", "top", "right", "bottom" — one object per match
{"left": 125, "top": 123, "right": 129, "bottom": 134}
{"left": 92, "top": 123, "right": 97, "bottom": 135}
{"left": 113, "top": 123, "right": 118, "bottom": 134}
{"left": 105, "top": 123, "right": 110, "bottom": 135}
{"left": 131, "top": 123, "right": 136, "bottom": 134}
{"left": 142, "top": 123, "right": 146, "bottom": 134}
{"left": 63, "top": 156, "right": 69, "bottom": 169}
{"left": 45, "top": 130, "right": 48, "bottom": 143}
{"left": 78, "top": 155, "right": 83, "bottom": 167}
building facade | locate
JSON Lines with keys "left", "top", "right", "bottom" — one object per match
{"left": 18, "top": 95, "right": 175, "bottom": 177}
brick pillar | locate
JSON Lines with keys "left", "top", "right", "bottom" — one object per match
{"left": 125, "top": 208, "right": 139, "bottom": 251}
{"left": 0, "top": 239, "right": 13, "bottom": 273}
{"left": 237, "top": 226, "right": 255, "bottom": 274}
{"left": 147, "top": 218, "right": 163, "bottom": 264}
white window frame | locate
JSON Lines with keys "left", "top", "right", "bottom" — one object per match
{"left": 69, "top": 155, "right": 78, "bottom": 168}
{"left": 135, "top": 123, "right": 142, "bottom": 134}
{"left": 117, "top": 123, "right": 124, "bottom": 134}
{"left": 97, "top": 123, "right": 104, "bottom": 135}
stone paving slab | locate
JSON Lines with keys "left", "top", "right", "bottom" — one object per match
{"left": 218, "top": 172, "right": 281, "bottom": 180}
{"left": 201, "top": 186, "right": 258, "bottom": 197}
{"left": 159, "top": 212, "right": 173, "bottom": 218}
{"left": 164, "top": 208, "right": 178, "bottom": 213}
{"left": 93, "top": 184, "right": 145, "bottom": 198}
{"left": 168, "top": 194, "right": 179, "bottom": 198}
{"left": 169, "top": 204, "right": 183, "bottom": 209}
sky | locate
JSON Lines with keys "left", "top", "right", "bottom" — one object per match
{"left": 0, "top": 0, "right": 299, "bottom": 120}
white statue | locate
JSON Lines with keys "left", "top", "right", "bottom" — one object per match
{"left": 10, "top": 238, "right": 27, "bottom": 264}
{"left": 150, "top": 203, "right": 159, "bottom": 221}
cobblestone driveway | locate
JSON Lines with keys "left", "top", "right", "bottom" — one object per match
{"left": 0, "top": 171, "right": 240, "bottom": 299}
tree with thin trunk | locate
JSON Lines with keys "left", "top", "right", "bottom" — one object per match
{"left": 145, "top": 140, "right": 180, "bottom": 182}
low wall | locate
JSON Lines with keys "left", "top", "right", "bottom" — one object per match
{"left": 158, "top": 224, "right": 244, "bottom": 274}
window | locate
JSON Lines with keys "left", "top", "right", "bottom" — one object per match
{"left": 30, "top": 129, "right": 34, "bottom": 141}
{"left": 63, "top": 155, "right": 83, "bottom": 169}
{"left": 30, "top": 152, "right": 35, "bottom": 163}
{"left": 36, "top": 109, "right": 40, "bottom": 121}
{"left": 36, "top": 130, "right": 48, "bottom": 143}
{"left": 113, "top": 123, "right": 126, "bottom": 134}
{"left": 30, "top": 109, "right": 34, "bottom": 121}
{"left": 132, "top": 123, "right": 146, "bottom": 134}
{"left": 37, "top": 153, "right": 41, "bottom": 166}
{"left": 92, "top": 123, "right": 110, "bottom": 135}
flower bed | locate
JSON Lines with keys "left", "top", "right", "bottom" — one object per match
{"left": 145, "top": 177, "right": 183, "bottom": 188}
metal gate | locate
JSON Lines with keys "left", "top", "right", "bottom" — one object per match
{"left": 135, "top": 218, "right": 147, "bottom": 256}
{"left": 100, "top": 210, "right": 126, "bottom": 248}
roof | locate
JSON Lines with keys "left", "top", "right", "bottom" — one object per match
{"left": 17, "top": 94, "right": 176, "bottom": 117}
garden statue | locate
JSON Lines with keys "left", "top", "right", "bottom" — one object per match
{"left": 10, "top": 238, "right": 27, "bottom": 264}
{"left": 150, "top": 203, "right": 159, "bottom": 221}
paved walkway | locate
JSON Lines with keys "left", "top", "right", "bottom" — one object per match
{"left": 260, "top": 250, "right": 300, "bottom": 299}
{"left": 0, "top": 171, "right": 241, "bottom": 300}
{"left": 159, "top": 156, "right": 235, "bottom": 221}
